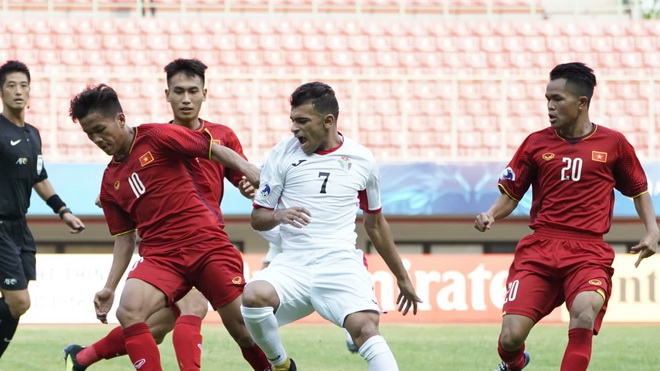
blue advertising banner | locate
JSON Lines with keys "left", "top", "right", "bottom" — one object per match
{"left": 28, "top": 162, "right": 660, "bottom": 217}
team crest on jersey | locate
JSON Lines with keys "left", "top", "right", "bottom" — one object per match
{"left": 591, "top": 151, "right": 607, "bottom": 163}
{"left": 338, "top": 156, "right": 352, "bottom": 170}
{"left": 232, "top": 276, "right": 243, "bottom": 285}
{"left": 588, "top": 279, "right": 602, "bottom": 286}
{"left": 139, "top": 151, "right": 155, "bottom": 167}
{"left": 212, "top": 139, "right": 223, "bottom": 146}
{"left": 542, "top": 152, "right": 555, "bottom": 161}
{"left": 260, "top": 183, "right": 271, "bottom": 197}
{"left": 114, "top": 180, "right": 120, "bottom": 190}
{"left": 499, "top": 167, "right": 516, "bottom": 181}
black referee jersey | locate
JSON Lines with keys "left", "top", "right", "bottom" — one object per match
{"left": 0, "top": 114, "right": 48, "bottom": 219}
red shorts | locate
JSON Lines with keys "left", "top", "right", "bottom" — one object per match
{"left": 128, "top": 242, "right": 245, "bottom": 310}
{"left": 502, "top": 228, "right": 614, "bottom": 334}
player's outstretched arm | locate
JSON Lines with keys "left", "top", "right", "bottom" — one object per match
{"left": 251, "top": 206, "right": 311, "bottom": 231}
{"left": 363, "top": 212, "right": 422, "bottom": 316}
{"left": 630, "top": 192, "right": 659, "bottom": 268}
{"left": 33, "top": 179, "right": 85, "bottom": 233}
{"left": 210, "top": 143, "right": 260, "bottom": 188}
{"left": 474, "top": 194, "right": 518, "bottom": 232}
{"left": 94, "top": 231, "right": 137, "bottom": 324}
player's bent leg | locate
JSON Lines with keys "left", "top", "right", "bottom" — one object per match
{"left": 0, "top": 289, "right": 29, "bottom": 357}
{"left": 241, "top": 281, "right": 291, "bottom": 370}
{"left": 2, "top": 288, "right": 30, "bottom": 318}
{"left": 560, "top": 291, "right": 604, "bottom": 371}
{"left": 496, "top": 314, "right": 534, "bottom": 371}
{"left": 499, "top": 314, "right": 534, "bottom": 351}
{"left": 344, "top": 311, "right": 398, "bottom": 371}
{"left": 64, "top": 326, "right": 126, "bottom": 369}
{"left": 64, "top": 305, "right": 178, "bottom": 370}
{"left": 116, "top": 278, "right": 168, "bottom": 371}
{"left": 218, "top": 295, "right": 271, "bottom": 371}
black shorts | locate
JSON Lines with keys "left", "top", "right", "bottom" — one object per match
{"left": 0, "top": 218, "right": 36, "bottom": 290}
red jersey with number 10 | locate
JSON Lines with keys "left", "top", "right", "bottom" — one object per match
{"left": 498, "top": 124, "right": 648, "bottom": 235}
{"left": 99, "top": 123, "right": 232, "bottom": 253}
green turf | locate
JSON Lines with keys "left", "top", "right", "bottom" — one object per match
{"left": 0, "top": 323, "right": 658, "bottom": 370}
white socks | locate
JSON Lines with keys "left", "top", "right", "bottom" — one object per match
{"left": 240, "top": 305, "right": 288, "bottom": 366}
{"left": 358, "top": 335, "right": 398, "bottom": 371}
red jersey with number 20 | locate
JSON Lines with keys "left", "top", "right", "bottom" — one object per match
{"left": 99, "top": 123, "right": 232, "bottom": 253}
{"left": 498, "top": 124, "right": 648, "bottom": 235}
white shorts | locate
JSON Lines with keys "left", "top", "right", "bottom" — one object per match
{"left": 250, "top": 248, "right": 379, "bottom": 327}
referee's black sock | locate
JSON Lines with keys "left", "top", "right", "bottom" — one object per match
{"left": 0, "top": 297, "right": 19, "bottom": 358}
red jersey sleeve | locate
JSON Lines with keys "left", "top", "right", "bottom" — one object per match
{"left": 498, "top": 134, "right": 536, "bottom": 201}
{"left": 152, "top": 123, "right": 213, "bottom": 160}
{"left": 613, "top": 133, "right": 648, "bottom": 197}
{"left": 216, "top": 126, "right": 247, "bottom": 187}
{"left": 100, "top": 191, "right": 136, "bottom": 236}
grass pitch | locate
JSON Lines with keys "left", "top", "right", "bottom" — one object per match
{"left": 0, "top": 323, "right": 658, "bottom": 370}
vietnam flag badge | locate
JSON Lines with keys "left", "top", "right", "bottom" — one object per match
{"left": 140, "top": 151, "right": 155, "bottom": 167}
{"left": 591, "top": 151, "right": 607, "bottom": 163}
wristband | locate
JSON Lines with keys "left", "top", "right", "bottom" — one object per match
{"left": 58, "top": 207, "right": 72, "bottom": 219}
{"left": 46, "top": 194, "right": 66, "bottom": 214}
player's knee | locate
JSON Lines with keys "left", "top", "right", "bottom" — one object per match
{"left": 499, "top": 328, "right": 525, "bottom": 350}
{"left": 179, "top": 298, "right": 209, "bottom": 318}
{"left": 8, "top": 297, "right": 30, "bottom": 318}
{"left": 116, "top": 305, "right": 144, "bottom": 327}
{"left": 241, "top": 281, "right": 276, "bottom": 308}
{"left": 570, "top": 309, "right": 597, "bottom": 328}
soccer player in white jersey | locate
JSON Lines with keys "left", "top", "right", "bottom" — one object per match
{"left": 240, "top": 82, "right": 421, "bottom": 371}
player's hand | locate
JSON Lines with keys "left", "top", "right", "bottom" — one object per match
{"left": 238, "top": 176, "right": 257, "bottom": 200}
{"left": 63, "top": 213, "right": 85, "bottom": 234}
{"left": 631, "top": 230, "right": 659, "bottom": 268}
{"left": 274, "top": 207, "right": 311, "bottom": 228}
{"left": 94, "top": 288, "right": 115, "bottom": 324}
{"left": 474, "top": 212, "right": 495, "bottom": 232}
{"left": 396, "top": 277, "right": 422, "bottom": 316}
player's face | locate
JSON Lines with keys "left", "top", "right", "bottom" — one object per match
{"left": 79, "top": 111, "right": 130, "bottom": 156}
{"left": 165, "top": 73, "right": 206, "bottom": 124}
{"left": 545, "top": 78, "right": 583, "bottom": 130}
{"left": 0, "top": 72, "right": 30, "bottom": 112}
{"left": 290, "top": 102, "right": 333, "bottom": 155}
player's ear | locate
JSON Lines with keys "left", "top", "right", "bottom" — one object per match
{"left": 164, "top": 88, "right": 170, "bottom": 101}
{"left": 117, "top": 112, "right": 126, "bottom": 128}
{"left": 323, "top": 113, "right": 335, "bottom": 128}
{"left": 202, "top": 88, "right": 207, "bottom": 101}
{"left": 578, "top": 96, "right": 589, "bottom": 110}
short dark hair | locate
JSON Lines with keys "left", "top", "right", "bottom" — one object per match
{"left": 164, "top": 58, "right": 208, "bottom": 87}
{"left": 290, "top": 82, "right": 339, "bottom": 118}
{"left": 0, "top": 60, "right": 30, "bottom": 87}
{"left": 69, "top": 84, "right": 123, "bottom": 122}
{"left": 549, "top": 62, "right": 597, "bottom": 102}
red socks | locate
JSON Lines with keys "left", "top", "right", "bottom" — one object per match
{"left": 75, "top": 325, "right": 127, "bottom": 366}
{"left": 497, "top": 339, "right": 527, "bottom": 371}
{"left": 123, "top": 322, "right": 162, "bottom": 371}
{"left": 561, "top": 328, "right": 593, "bottom": 371}
{"left": 173, "top": 315, "right": 203, "bottom": 371}
{"left": 240, "top": 343, "right": 271, "bottom": 371}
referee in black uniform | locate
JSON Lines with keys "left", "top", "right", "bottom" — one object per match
{"left": 0, "top": 60, "right": 85, "bottom": 357}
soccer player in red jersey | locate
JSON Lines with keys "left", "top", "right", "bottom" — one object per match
{"left": 68, "top": 83, "right": 264, "bottom": 371}
{"left": 64, "top": 60, "right": 269, "bottom": 371}
{"left": 475, "top": 62, "right": 658, "bottom": 371}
